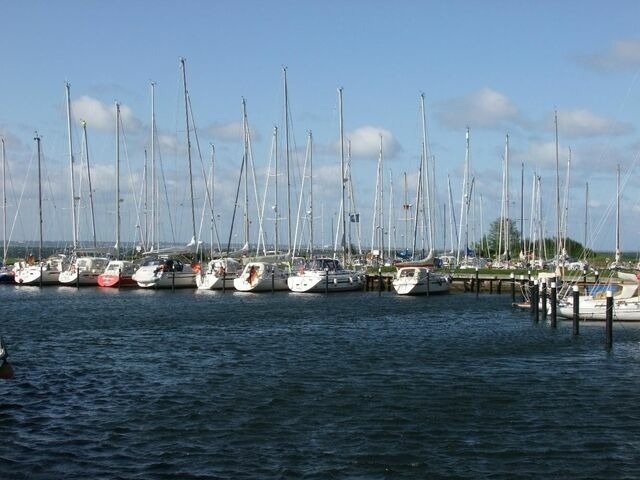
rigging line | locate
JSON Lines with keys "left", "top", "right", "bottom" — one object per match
{"left": 120, "top": 114, "right": 146, "bottom": 253}
{"left": 187, "top": 92, "right": 222, "bottom": 254}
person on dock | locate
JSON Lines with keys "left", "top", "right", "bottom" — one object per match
{"left": 0, "top": 336, "right": 14, "bottom": 380}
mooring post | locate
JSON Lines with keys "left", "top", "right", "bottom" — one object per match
{"left": 475, "top": 267, "right": 479, "bottom": 298}
{"left": 532, "top": 280, "right": 539, "bottom": 321}
{"left": 605, "top": 290, "right": 613, "bottom": 350}
{"left": 426, "top": 270, "right": 430, "bottom": 296}
{"left": 550, "top": 281, "right": 557, "bottom": 328}
{"left": 510, "top": 273, "right": 515, "bottom": 303}
{"left": 222, "top": 270, "right": 226, "bottom": 293}
{"left": 572, "top": 285, "right": 580, "bottom": 336}
{"left": 326, "top": 268, "right": 330, "bottom": 294}
{"left": 541, "top": 278, "right": 547, "bottom": 320}
{"left": 271, "top": 271, "right": 275, "bottom": 294}
{"left": 378, "top": 268, "right": 382, "bottom": 297}
{"left": 582, "top": 268, "right": 587, "bottom": 285}
{"left": 595, "top": 270, "right": 600, "bottom": 285}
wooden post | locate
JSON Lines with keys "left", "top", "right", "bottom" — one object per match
{"left": 222, "top": 270, "right": 226, "bottom": 293}
{"left": 572, "top": 285, "right": 580, "bottom": 336}
{"left": 475, "top": 267, "right": 479, "bottom": 298}
{"left": 541, "top": 278, "right": 547, "bottom": 321}
{"left": 532, "top": 280, "right": 539, "bottom": 322}
{"left": 426, "top": 270, "right": 430, "bottom": 296}
{"left": 550, "top": 282, "right": 557, "bottom": 329}
{"left": 605, "top": 291, "right": 613, "bottom": 350}
{"left": 271, "top": 271, "right": 275, "bottom": 294}
{"left": 378, "top": 268, "right": 382, "bottom": 297}
{"left": 510, "top": 273, "right": 515, "bottom": 303}
{"left": 595, "top": 270, "right": 600, "bottom": 284}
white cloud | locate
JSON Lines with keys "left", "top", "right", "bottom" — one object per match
{"left": 209, "top": 121, "right": 244, "bottom": 142}
{"left": 435, "top": 88, "right": 519, "bottom": 130}
{"left": 577, "top": 39, "right": 640, "bottom": 72}
{"left": 335, "top": 126, "right": 401, "bottom": 159}
{"left": 71, "top": 96, "right": 142, "bottom": 133}
{"left": 554, "top": 109, "right": 633, "bottom": 138}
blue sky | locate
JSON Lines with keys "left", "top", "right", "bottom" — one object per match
{"left": 2, "top": 0, "right": 640, "bottom": 255}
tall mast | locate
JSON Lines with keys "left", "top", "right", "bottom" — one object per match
{"left": 81, "top": 120, "right": 98, "bottom": 250}
{"left": 180, "top": 58, "right": 198, "bottom": 255}
{"left": 615, "top": 164, "right": 621, "bottom": 265}
{"left": 65, "top": 83, "right": 78, "bottom": 251}
{"left": 35, "top": 133, "right": 43, "bottom": 262}
{"left": 1, "top": 138, "right": 6, "bottom": 266}
{"left": 115, "top": 103, "right": 121, "bottom": 258}
{"left": 584, "top": 182, "right": 589, "bottom": 256}
{"left": 150, "top": 81, "right": 157, "bottom": 252}
{"left": 283, "top": 67, "right": 292, "bottom": 255}
{"left": 242, "top": 98, "right": 250, "bottom": 247}
{"left": 274, "top": 126, "right": 279, "bottom": 254}
{"left": 420, "top": 93, "right": 433, "bottom": 255}
{"left": 520, "top": 161, "right": 524, "bottom": 257}
{"left": 309, "top": 131, "right": 314, "bottom": 253}
{"left": 338, "top": 87, "right": 347, "bottom": 263}
{"left": 554, "top": 110, "right": 560, "bottom": 264}
{"left": 457, "top": 127, "right": 470, "bottom": 264}
{"left": 504, "top": 134, "right": 510, "bottom": 260}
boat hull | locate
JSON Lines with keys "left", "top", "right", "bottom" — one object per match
{"left": 393, "top": 267, "right": 450, "bottom": 295}
{"left": 59, "top": 271, "right": 101, "bottom": 286}
{"left": 15, "top": 267, "right": 61, "bottom": 286}
{"left": 287, "top": 271, "right": 363, "bottom": 293}
{"left": 97, "top": 274, "right": 137, "bottom": 288}
{"left": 196, "top": 273, "right": 236, "bottom": 290}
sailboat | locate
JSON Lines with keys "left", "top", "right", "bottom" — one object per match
{"left": 15, "top": 134, "right": 69, "bottom": 285}
{"left": 234, "top": 69, "right": 292, "bottom": 293}
{"left": 133, "top": 59, "right": 199, "bottom": 289}
{"left": 287, "top": 87, "right": 362, "bottom": 293}
{"left": 0, "top": 138, "right": 14, "bottom": 283}
{"left": 59, "top": 91, "right": 108, "bottom": 286}
{"left": 98, "top": 102, "right": 138, "bottom": 287}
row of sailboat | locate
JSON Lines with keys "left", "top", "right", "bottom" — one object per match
{"left": 3, "top": 63, "right": 453, "bottom": 296}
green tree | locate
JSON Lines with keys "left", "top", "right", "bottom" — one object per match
{"left": 482, "top": 217, "right": 522, "bottom": 259}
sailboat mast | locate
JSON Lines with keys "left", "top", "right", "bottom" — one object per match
{"left": 554, "top": 110, "right": 560, "bottom": 264}
{"left": 274, "top": 126, "right": 279, "bottom": 254}
{"left": 1, "top": 138, "right": 6, "bottom": 266}
{"left": 420, "top": 93, "right": 433, "bottom": 255}
{"left": 283, "top": 67, "right": 292, "bottom": 255}
{"left": 520, "top": 161, "right": 524, "bottom": 257}
{"left": 505, "top": 134, "right": 510, "bottom": 260}
{"left": 150, "top": 81, "right": 157, "bottom": 252}
{"left": 115, "top": 103, "right": 121, "bottom": 258}
{"left": 81, "top": 120, "right": 98, "bottom": 250}
{"left": 457, "top": 127, "right": 470, "bottom": 264}
{"left": 309, "top": 131, "right": 314, "bottom": 254}
{"left": 35, "top": 133, "right": 43, "bottom": 262}
{"left": 65, "top": 83, "right": 78, "bottom": 251}
{"left": 180, "top": 58, "right": 198, "bottom": 255}
{"left": 242, "top": 98, "right": 250, "bottom": 247}
{"left": 615, "top": 164, "right": 620, "bottom": 264}
{"left": 584, "top": 181, "right": 589, "bottom": 254}
{"left": 338, "top": 87, "right": 347, "bottom": 264}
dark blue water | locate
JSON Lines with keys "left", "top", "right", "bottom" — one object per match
{"left": 2, "top": 286, "right": 640, "bottom": 479}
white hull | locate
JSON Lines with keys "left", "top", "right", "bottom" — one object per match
{"left": 196, "top": 273, "right": 236, "bottom": 290}
{"left": 15, "top": 266, "right": 61, "bottom": 285}
{"left": 59, "top": 271, "right": 101, "bottom": 286}
{"left": 287, "top": 271, "right": 363, "bottom": 293}
{"left": 393, "top": 267, "right": 450, "bottom": 295}
{"left": 233, "top": 261, "right": 289, "bottom": 292}
{"left": 133, "top": 269, "right": 196, "bottom": 288}
{"left": 557, "top": 298, "right": 640, "bottom": 321}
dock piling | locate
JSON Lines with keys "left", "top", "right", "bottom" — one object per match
{"left": 550, "top": 282, "right": 557, "bottom": 329}
{"left": 605, "top": 291, "right": 613, "bottom": 350}
{"left": 572, "top": 285, "right": 580, "bottom": 336}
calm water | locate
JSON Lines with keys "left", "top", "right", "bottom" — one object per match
{"left": 1, "top": 286, "right": 640, "bottom": 479}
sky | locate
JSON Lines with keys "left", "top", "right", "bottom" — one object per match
{"left": 2, "top": 0, "right": 640, "bottom": 256}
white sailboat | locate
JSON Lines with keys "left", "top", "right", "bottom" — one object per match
{"left": 133, "top": 59, "right": 199, "bottom": 288}
{"left": 196, "top": 257, "right": 241, "bottom": 290}
{"left": 393, "top": 266, "right": 451, "bottom": 295}
{"left": 287, "top": 257, "right": 363, "bottom": 293}
{"left": 234, "top": 260, "right": 289, "bottom": 292}
{"left": 15, "top": 135, "right": 70, "bottom": 285}
{"left": 59, "top": 102, "right": 107, "bottom": 286}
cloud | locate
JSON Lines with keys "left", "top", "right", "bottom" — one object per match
{"left": 554, "top": 109, "right": 633, "bottom": 138}
{"left": 576, "top": 39, "right": 640, "bottom": 72}
{"left": 206, "top": 121, "right": 263, "bottom": 144}
{"left": 71, "top": 96, "right": 142, "bottom": 133}
{"left": 335, "top": 126, "right": 401, "bottom": 159}
{"left": 435, "top": 88, "right": 520, "bottom": 130}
